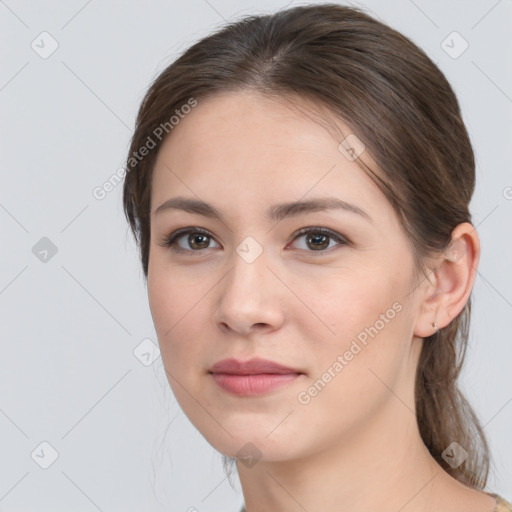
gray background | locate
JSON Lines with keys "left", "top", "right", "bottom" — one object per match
{"left": 1, "top": 0, "right": 511, "bottom": 511}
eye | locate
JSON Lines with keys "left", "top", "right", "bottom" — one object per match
{"left": 158, "top": 227, "right": 220, "bottom": 253}
{"left": 158, "top": 226, "right": 350, "bottom": 255}
{"left": 288, "top": 227, "right": 349, "bottom": 255}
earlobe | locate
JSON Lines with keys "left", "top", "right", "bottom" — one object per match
{"left": 413, "top": 222, "right": 479, "bottom": 339}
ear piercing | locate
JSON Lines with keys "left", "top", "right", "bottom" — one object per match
{"left": 432, "top": 322, "right": 439, "bottom": 334}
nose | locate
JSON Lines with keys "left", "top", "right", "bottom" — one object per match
{"left": 213, "top": 246, "right": 286, "bottom": 337}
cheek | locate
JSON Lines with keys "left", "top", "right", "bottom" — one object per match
{"left": 148, "top": 253, "right": 208, "bottom": 331}
{"left": 297, "top": 265, "right": 411, "bottom": 401}
{"left": 297, "top": 263, "right": 405, "bottom": 343}
{"left": 147, "top": 273, "right": 212, "bottom": 417}
{"left": 147, "top": 268, "right": 205, "bottom": 364}
{"left": 290, "top": 279, "right": 410, "bottom": 445}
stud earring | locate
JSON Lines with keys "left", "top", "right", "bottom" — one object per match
{"left": 432, "top": 322, "right": 439, "bottom": 334}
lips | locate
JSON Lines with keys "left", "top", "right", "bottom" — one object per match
{"left": 209, "top": 357, "right": 301, "bottom": 375}
{"left": 208, "top": 357, "right": 304, "bottom": 396}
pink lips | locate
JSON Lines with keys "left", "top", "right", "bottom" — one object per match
{"left": 209, "top": 357, "right": 303, "bottom": 396}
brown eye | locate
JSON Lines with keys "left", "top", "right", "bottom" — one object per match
{"left": 159, "top": 226, "right": 349, "bottom": 256}
{"left": 159, "top": 228, "right": 220, "bottom": 253}
{"left": 305, "top": 232, "right": 330, "bottom": 250}
{"left": 187, "top": 233, "right": 211, "bottom": 250}
{"left": 289, "top": 227, "right": 349, "bottom": 254}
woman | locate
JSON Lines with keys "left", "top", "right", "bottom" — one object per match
{"left": 122, "top": 3, "right": 511, "bottom": 511}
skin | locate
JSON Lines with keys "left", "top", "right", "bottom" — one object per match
{"left": 147, "top": 90, "right": 495, "bottom": 512}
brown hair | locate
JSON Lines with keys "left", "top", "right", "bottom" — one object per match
{"left": 123, "top": 3, "right": 490, "bottom": 489}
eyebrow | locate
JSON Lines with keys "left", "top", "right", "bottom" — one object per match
{"left": 154, "top": 196, "right": 372, "bottom": 223}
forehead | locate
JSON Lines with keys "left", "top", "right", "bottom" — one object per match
{"left": 150, "top": 90, "right": 389, "bottom": 222}
{"left": 161, "top": 90, "right": 348, "bottom": 150}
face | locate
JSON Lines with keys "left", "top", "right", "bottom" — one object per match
{"left": 147, "top": 90, "right": 424, "bottom": 462}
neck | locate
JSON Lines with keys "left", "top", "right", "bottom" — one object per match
{"left": 236, "top": 400, "right": 458, "bottom": 512}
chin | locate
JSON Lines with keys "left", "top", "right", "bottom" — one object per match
{"left": 194, "top": 420, "right": 307, "bottom": 465}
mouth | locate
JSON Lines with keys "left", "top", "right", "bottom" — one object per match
{"left": 210, "top": 373, "right": 303, "bottom": 396}
{"left": 208, "top": 357, "right": 305, "bottom": 396}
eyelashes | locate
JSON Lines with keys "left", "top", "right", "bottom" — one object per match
{"left": 159, "top": 227, "right": 215, "bottom": 253}
{"left": 157, "top": 226, "right": 350, "bottom": 256}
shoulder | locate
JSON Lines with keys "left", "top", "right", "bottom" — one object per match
{"left": 237, "top": 496, "right": 512, "bottom": 512}
{"left": 493, "top": 494, "right": 512, "bottom": 512}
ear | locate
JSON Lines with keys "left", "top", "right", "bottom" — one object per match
{"left": 414, "top": 222, "right": 480, "bottom": 338}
